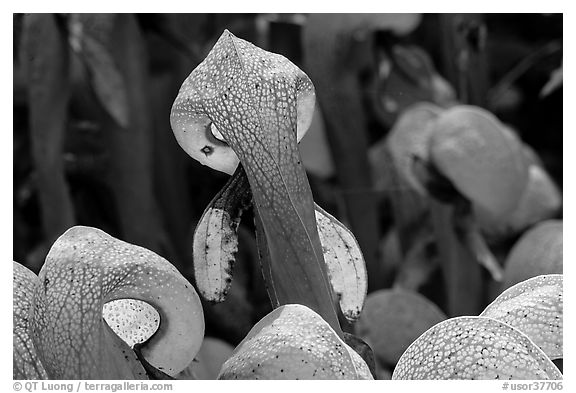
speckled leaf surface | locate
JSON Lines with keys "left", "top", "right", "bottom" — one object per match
{"left": 315, "top": 204, "right": 367, "bottom": 322}
{"left": 193, "top": 205, "right": 238, "bottom": 302}
{"left": 30, "top": 226, "right": 204, "bottom": 379}
{"left": 172, "top": 30, "right": 340, "bottom": 332}
{"left": 218, "top": 304, "right": 372, "bottom": 380}
{"left": 103, "top": 299, "right": 160, "bottom": 348}
{"left": 392, "top": 316, "right": 561, "bottom": 380}
{"left": 192, "top": 166, "right": 251, "bottom": 302}
{"left": 355, "top": 288, "right": 446, "bottom": 366}
{"left": 13, "top": 262, "right": 48, "bottom": 379}
{"left": 481, "top": 275, "right": 562, "bottom": 360}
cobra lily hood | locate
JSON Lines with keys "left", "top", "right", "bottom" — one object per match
{"left": 170, "top": 30, "right": 315, "bottom": 175}
{"left": 13, "top": 226, "right": 205, "bottom": 379}
{"left": 169, "top": 30, "right": 368, "bottom": 333}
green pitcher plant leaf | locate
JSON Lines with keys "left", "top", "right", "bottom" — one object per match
{"left": 392, "top": 316, "right": 562, "bottom": 380}
{"left": 13, "top": 262, "right": 48, "bottom": 380}
{"left": 172, "top": 29, "right": 368, "bottom": 334}
{"left": 13, "top": 226, "right": 205, "bottom": 379}
{"left": 481, "top": 274, "right": 562, "bottom": 360}
{"left": 218, "top": 304, "right": 373, "bottom": 380}
{"left": 253, "top": 205, "right": 280, "bottom": 308}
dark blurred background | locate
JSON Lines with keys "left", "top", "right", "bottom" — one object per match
{"left": 13, "top": 14, "right": 562, "bottom": 348}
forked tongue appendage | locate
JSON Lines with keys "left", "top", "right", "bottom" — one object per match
{"left": 194, "top": 164, "right": 367, "bottom": 325}
{"left": 192, "top": 165, "right": 252, "bottom": 302}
